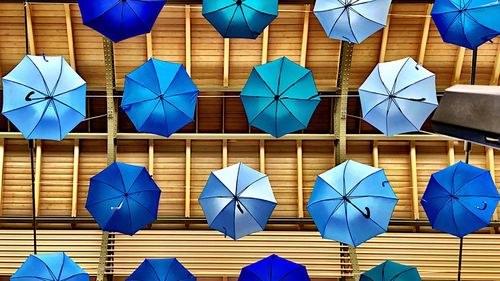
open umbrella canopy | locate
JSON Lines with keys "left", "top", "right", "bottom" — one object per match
{"left": 78, "top": 0, "right": 167, "bottom": 43}
{"left": 86, "top": 162, "right": 161, "bottom": 236}
{"left": 241, "top": 57, "right": 320, "bottom": 138}
{"left": 359, "top": 57, "right": 438, "bottom": 136}
{"left": 421, "top": 161, "right": 500, "bottom": 238}
{"left": 203, "top": 0, "right": 278, "bottom": 39}
{"left": 121, "top": 58, "right": 199, "bottom": 138}
{"left": 431, "top": 0, "right": 500, "bottom": 49}
{"left": 11, "top": 252, "right": 89, "bottom": 281}
{"left": 2, "top": 55, "right": 86, "bottom": 141}
{"left": 128, "top": 258, "right": 195, "bottom": 281}
{"left": 199, "top": 162, "right": 277, "bottom": 240}
{"left": 360, "top": 260, "right": 421, "bottom": 281}
{"left": 314, "top": 0, "right": 391, "bottom": 43}
{"left": 307, "top": 160, "right": 398, "bottom": 247}
{"left": 239, "top": 254, "right": 310, "bottom": 281}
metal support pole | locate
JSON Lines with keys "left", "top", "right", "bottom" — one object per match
{"left": 458, "top": 141, "right": 471, "bottom": 281}
{"left": 28, "top": 139, "right": 37, "bottom": 254}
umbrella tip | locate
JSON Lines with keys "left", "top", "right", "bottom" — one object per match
{"left": 236, "top": 0, "right": 242, "bottom": 5}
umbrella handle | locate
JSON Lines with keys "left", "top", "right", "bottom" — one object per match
{"left": 476, "top": 201, "right": 487, "bottom": 211}
{"left": 42, "top": 53, "right": 48, "bottom": 62}
{"left": 362, "top": 207, "right": 371, "bottom": 219}
{"left": 222, "top": 227, "right": 227, "bottom": 238}
{"left": 236, "top": 203, "right": 244, "bottom": 214}
{"left": 382, "top": 180, "right": 390, "bottom": 187}
{"left": 25, "top": 91, "right": 35, "bottom": 102}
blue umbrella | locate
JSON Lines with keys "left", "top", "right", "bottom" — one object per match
{"left": 199, "top": 162, "right": 277, "bottom": 240}
{"left": 2, "top": 55, "right": 86, "bottom": 141}
{"left": 431, "top": 0, "right": 500, "bottom": 50}
{"left": 307, "top": 160, "right": 398, "bottom": 247}
{"left": 360, "top": 260, "right": 421, "bottom": 281}
{"left": 121, "top": 58, "right": 199, "bottom": 138}
{"left": 203, "top": 0, "right": 278, "bottom": 39}
{"left": 11, "top": 252, "right": 89, "bottom": 281}
{"left": 78, "top": 0, "right": 167, "bottom": 43}
{"left": 314, "top": 0, "right": 392, "bottom": 44}
{"left": 241, "top": 57, "right": 320, "bottom": 138}
{"left": 359, "top": 57, "right": 438, "bottom": 136}
{"left": 239, "top": 254, "right": 310, "bottom": 281}
{"left": 86, "top": 162, "right": 161, "bottom": 236}
{"left": 128, "top": 258, "right": 195, "bottom": 281}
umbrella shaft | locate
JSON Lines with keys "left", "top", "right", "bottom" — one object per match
{"left": 29, "top": 140, "right": 37, "bottom": 254}
{"left": 458, "top": 237, "right": 463, "bottom": 281}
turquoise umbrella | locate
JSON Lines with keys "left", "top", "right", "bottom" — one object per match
{"left": 241, "top": 57, "right": 320, "bottom": 138}
{"left": 360, "top": 260, "right": 421, "bottom": 281}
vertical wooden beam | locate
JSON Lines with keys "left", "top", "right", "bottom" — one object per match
{"left": 149, "top": 139, "right": 154, "bottom": 175}
{"left": 222, "top": 140, "right": 228, "bottom": 168}
{"left": 410, "top": 141, "right": 419, "bottom": 220}
{"left": 223, "top": 39, "right": 230, "bottom": 87}
{"left": 448, "top": 141, "right": 456, "bottom": 165}
{"left": 185, "top": 140, "right": 191, "bottom": 218}
{"left": 146, "top": 33, "right": 153, "bottom": 59}
{"left": 71, "top": 139, "right": 79, "bottom": 218}
{"left": 0, "top": 139, "right": 5, "bottom": 216}
{"left": 64, "top": 4, "right": 76, "bottom": 68}
{"left": 490, "top": 43, "right": 500, "bottom": 85}
{"left": 418, "top": 4, "right": 433, "bottom": 65}
{"left": 378, "top": 8, "right": 391, "bottom": 63}
{"left": 261, "top": 27, "right": 269, "bottom": 65}
{"left": 185, "top": 5, "right": 192, "bottom": 75}
{"left": 26, "top": 3, "right": 36, "bottom": 55}
{"left": 296, "top": 140, "right": 304, "bottom": 218}
{"left": 372, "top": 140, "right": 379, "bottom": 168}
{"left": 260, "top": 140, "right": 265, "bottom": 173}
{"left": 452, "top": 47, "right": 466, "bottom": 84}
{"left": 299, "top": 4, "right": 311, "bottom": 67}
{"left": 486, "top": 148, "right": 498, "bottom": 221}
{"left": 34, "top": 141, "right": 42, "bottom": 217}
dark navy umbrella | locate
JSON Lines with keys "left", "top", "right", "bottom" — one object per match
{"left": 11, "top": 252, "right": 89, "bottom": 281}
{"left": 199, "top": 162, "right": 277, "bottom": 240}
{"left": 203, "top": 0, "right": 278, "bottom": 39}
{"left": 239, "top": 254, "right": 310, "bottom": 281}
{"left": 128, "top": 258, "right": 195, "bottom": 281}
{"left": 121, "top": 58, "right": 199, "bottom": 138}
{"left": 78, "top": 0, "right": 167, "bottom": 42}
{"left": 86, "top": 162, "right": 161, "bottom": 236}
{"left": 431, "top": 0, "right": 500, "bottom": 49}
{"left": 360, "top": 260, "right": 421, "bottom": 281}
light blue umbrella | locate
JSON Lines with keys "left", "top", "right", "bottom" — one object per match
{"left": 121, "top": 58, "right": 199, "bottom": 138}
{"left": 359, "top": 57, "right": 438, "bottom": 136}
{"left": 203, "top": 0, "right": 278, "bottom": 39}
{"left": 431, "top": 0, "right": 500, "bottom": 50}
{"left": 199, "top": 162, "right": 277, "bottom": 240}
{"left": 307, "top": 160, "right": 398, "bottom": 247}
{"left": 314, "top": 0, "right": 392, "bottom": 43}
{"left": 128, "top": 258, "right": 195, "bottom": 281}
{"left": 2, "top": 55, "right": 86, "bottom": 141}
{"left": 86, "top": 162, "right": 161, "bottom": 236}
{"left": 360, "top": 260, "right": 421, "bottom": 281}
{"left": 12, "top": 252, "right": 89, "bottom": 281}
{"left": 241, "top": 57, "right": 320, "bottom": 138}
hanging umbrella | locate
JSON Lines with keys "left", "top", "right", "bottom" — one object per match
{"left": 78, "top": 0, "right": 167, "bottom": 43}
{"left": 2, "top": 55, "right": 86, "bottom": 141}
{"left": 121, "top": 58, "right": 199, "bottom": 138}
{"left": 359, "top": 57, "right": 438, "bottom": 136}
{"left": 314, "top": 0, "right": 392, "bottom": 44}
{"left": 203, "top": 0, "right": 278, "bottom": 39}
{"left": 239, "top": 254, "right": 310, "bottom": 281}
{"left": 86, "top": 162, "right": 161, "bottom": 236}
{"left": 431, "top": 0, "right": 500, "bottom": 50}
{"left": 199, "top": 162, "right": 277, "bottom": 240}
{"left": 306, "top": 160, "right": 398, "bottom": 247}
{"left": 128, "top": 258, "right": 195, "bottom": 281}
{"left": 11, "top": 252, "right": 89, "bottom": 281}
{"left": 241, "top": 57, "right": 320, "bottom": 138}
{"left": 360, "top": 260, "right": 421, "bottom": 281}
{"left": 421, "top": 161, "right": 500, "bottom": 281}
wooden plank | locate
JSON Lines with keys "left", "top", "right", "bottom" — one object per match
{"left": 297, "top": 140, "right": 304, "bottom": 218}
{"left": 260, "top": 140, "right": 265, "bottom": 173}
{"left": 261, "top": 27, "right": 269, "bottom": 65}
{"left": 410, "top": 141, "right": 419, "bottom": 220}
{"left": 71, "top": 139, "right": 79, "bottom": 218}
{"left": 222, "top": 139, "right": 228, "bottom": 168}
{"left": 146, "top": 32, "right": 153, "bottom": 59}
{"left": 372, "top": 140, "right": 379, "bottom": 168}
{"left": 26, "top": 3, "right": 35, "bottom": 55}
{"left": 149, "top": 139, "right": 154, "bottom": 175}
{"left": 448, "top": 141, "right": 455, "bottom": 165}
{"left": 299, "top": 4, "right": 311, "bottom": 67}
{"left": 486, "top": 147, "right": 498, "bottom": 221}
{"left": 185, "top": 5, "right": 191, "bottom": 75}
{"left": 418, "top": 4, "right": 433, "bottom": 65}
{"left": 64, "top": 4, "right": 76, "bottom": 68}
{"left": 452, "top": 47, "right": 466, "bottom": 84}
{"left": 223, "top": 38, "right": 230, "bottom": 87}
{"left": 34, "top": 141, "right": 41, "bottom": 217}
{"left": 0, "top": 139, "right": 4, "bottom": 216}
{"left": 491, "top": 43, "right": 500, "bottom": 85}
{"left": 185, "top": 140, "right": 191, "bottom": 218}
{"left": 379, "top": 9, "right": 391, "bottom": 63}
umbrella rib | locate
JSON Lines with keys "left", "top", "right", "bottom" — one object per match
{"left": 206, "top": 198, "right": 233, "bottom": 228}
{"left": 239, "top": 4, "right": 256, "bottom": 36}
{"left": 56, "top": 252, "right": 66, "bottom": 281}
{"left": 348, "top": 195, "right": 398, "bottom": 200}
{"left": 343, "top": 202, "right": 357, "bottom": 246}
{"left": 307, "top": 197, "right": 342, "bottom": 209}
{"left": 274, "top": 100, "right": 279, "bottom": 137}
{"left": 86, "top": 195, "right": 124, "bottom": 209}
{"left": 240, "top": 200, "right": 267, "bottom": 229}
{"left": 26, "top": 101, "right": 51, "bottom": 139}
{"left": 278, "top": 100, "right": 307, "bottom": 128}
{"left": 235, "top": 163, "right": 242, "bottom": 195}
{"left": 128, "top": 196, "right": 157, "bottom": 220}
{"left": 149, "top": 58, "right": 167, "bottom": 95}
{"left": 162, "top": 259, "right": 176, "bottom": 281}
{"left": 441, "top": 12, "right": 462, "bottom": 45}
{"left": 237, "top": 175, "right": 268, "bottom": 196}
{"left": 50, "top": 100, "right": 64, "bottom": 141}
{"left": 455, "top": 199, "right": 491, "bottom": 224}
{"left": 327, "top": 8, "right": 348, "bottom": 39}
{"left": 281, "top": 96, "right": 319, "bottom": 101}
{"left": 252, "top": 68, "right": 278, "bottom": 97}
{"left": 278, "top": 71, "right": 314, "bottom": 98}
{"left": 125, "top": 169, "right": 149, "bottom": 194}
{"left": 223, "top": 5, "right": 239, "bottom": 38}
{"left": 376, "top": 65, "right": 392, "bottom": 95}
{"left": 160, "top": 100, "right": 171, "bottom": 136}
{"left": 454, "top": 171, "right": 490, "bottom": 195}
{"left": 390, "top": 58, "right": 411, "bottom": 95}
{"left": 49, "top": 57, "right": 64, "bottom": 96}
{"left": 26, "top": 56, "right": 51, "bottom": 94}
{"left": 350, "top": 7, "right": 384, "bottom": 29}
{"left": 203, "top": 2, "right": 235, "bottom": 16}
{"left": 199, "top": 195, "right": 233, "bottom": 200}
{"left": 238, "top": 196, "right": 277, "bottom": 205}
{"left": 385, "top": 99, "right": 392, "bottom": 135}
{"left": 1, "top": 99, "right": 47, "bottom": 115}
{"left": 346, "top": 9, "right": 359, "bottom": 43}
{"left": 242, "top": 2, "right": 278, "bottom": 17}
{"left": 125, "top": 75, "right": 161, "bottom": 99}
{"left": 137, "top": 99, "right": 162, "bottom": 131}
{"left": 212, "top": 173, "right": 237, "bottom": 196}
{"left": 358, "top": 89, "right": 388, "bottom": 97}
{"left": 1, "top": 78, "right": 49, "bottom": 98}
{"left": 393, "top": 79, "right": 437, "bottom": 105}
{"left": 276, "top": 266, "right": 306, "bottom": 281}
{"left": 82, "top": 0, "right": 121, "bottom": 24}
{"left": 91, "top": 177, "right": 126, "bottom": 195}
{"left": 125, "top": 1, "right": 152, "bottom": 32}
{"left": 450, "top": 200, "right": 462, "bottom": 237}
{"left": 391, "top": 99, "right": 420, "bottom": 132}
{"left": 31, "top": 255, "right": 58, "bottom": 280}
{"left": 53, "top": 84, "right": 86, "bottom": 99}
{"left": 389, "top": 268, "right": 417, "bottom": 281}
{"left": 345, "top": 169, "right": 383, "bottom": 197}
{"left": 54, "top": 98, "right": 86, "bottom": 119}
{"left": 361, "top": 97, "right": 389, "bottom": 118}
{"left": 321, "top": 201, "right": 345, "bottom": 237}
{"left": 276, "top": 57, "right": 285, "bottom": 94}
{"left": 464, "top": 10, "right": 498, "bottom": 38}
{"left": 11, "top": 276, "right": 53, "bottom": 281}
{"left": 248, "top": 100, "right": 275, "bottom": 125}
{"left": 145, "top": 259, "right": 162, "bottom": 281}
{"left": 163, "top": 98, "right": 195, "bottom": 122}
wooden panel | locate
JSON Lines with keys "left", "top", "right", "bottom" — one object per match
{"left": 346, "top": 140, "right": 373, "bottom": 165}
{"left": 424, "top": 22, "right": 458, "bottom": 89}
{"left": 267, "top": 8, "right": 303, "bottom": 63}
{"left": 198, "top": 93, "right": 222, "bottom": 133}
{"left": 302, "top": 141, "right": 335, "bottom": 217}
{"left": 114, "top": 34, "right": 147, "bottom": 88}
{"left": 154, "top": 140, "right": 186, "bottom": 217}
{"left": 224, "top": 94, "right": 248, "bottom": 133}
{"left": 265, "top": 141, "right": 297, "bottom": 218}
{"left": 228, "top": 37, "right": 262, "bottom": 87}
{"left": 351, "top": 32, "right": 382, "bottom": 88}
{"left": 2, "top": 140, "right": 31, "bottom": 216}
{"left": 151, "top": 5, "right": 186, "bottom": 65}
{"left": 460, "top": 38, "right": 500, "bottom": 85}
{"left": 453, "top": 142, "right": 486, "bottom": 168}
{"left": 39, "top": 140, "right": 73, "bottom": 216}
{"left": 30, "top": 4, "right": 70, "bottom": 59}
{"left": 116, "top": 140, "right": 149, "bottom": 167}
{"left": 227, "top": 140, "right": 259, "bottom": 169}
{"left": 191, "top": 140, "right": 222, "bottom": 217}
{"left": 0, "top": 3, "right": 25, "bottom": 90}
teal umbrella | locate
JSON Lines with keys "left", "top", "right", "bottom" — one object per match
{"left": 240, "top": 57, "right": 320, "bottom": 138}
{"left": 360, "top": 260, "right": 421, "bottom": 281}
